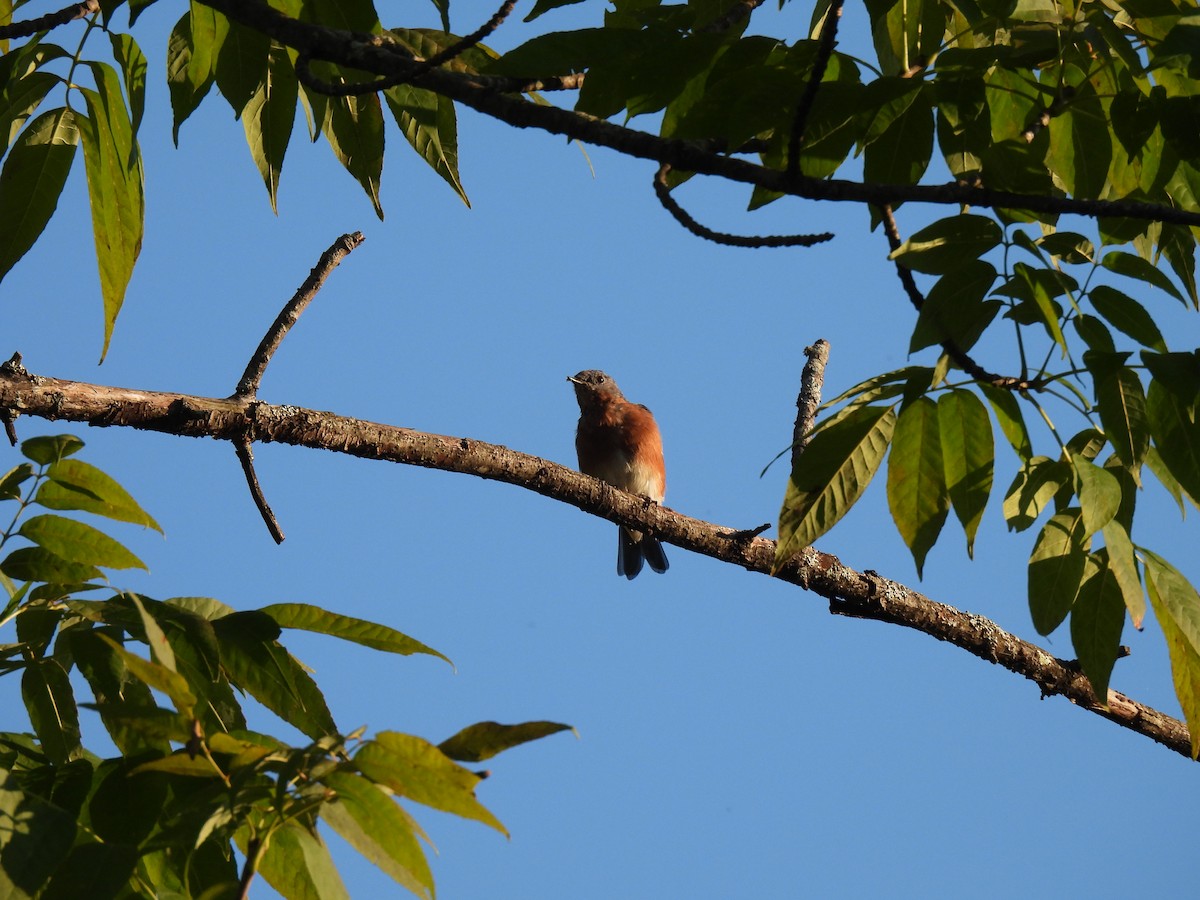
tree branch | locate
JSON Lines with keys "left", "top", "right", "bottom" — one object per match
{"left": 792, "top": 339, "right": 829, "bottom": 468}
{"left": 0, "top": 0, "right": 97, "bottom": 39}
{"left": 0, "top": 366, "right": 1190, "bottom": 760}
{"left": 236, "top": 232, "right": 364, "bottom": 399}
{"left": 877, "top": 204, "right": 1043, "bottom": 390}
{"left": 788, "top": 0, "right": 844, "bottom": 175}
{"left": 194, "top": 0, "right": 1200, "bottom": 228}
{"left": 653, "top": 164, "right": 833, "bottom": 247}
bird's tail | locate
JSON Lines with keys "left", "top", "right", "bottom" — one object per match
{"left": 618, "top": 528, "right": 669, "bottom": 579}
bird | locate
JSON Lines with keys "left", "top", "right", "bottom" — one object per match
{"left": 568, "top": 369, "right": 669, "bottom": 579}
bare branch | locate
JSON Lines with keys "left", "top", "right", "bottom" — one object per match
{"left": 235, "top": 436, "right": 285, "bottom": 543}
{"left": 0, "top": 0, "right": 97, "bottom": 39}
{"left": 792, "top": 339, "right": 829, "bottom": 469}
{"left": 422, "top": 0, "right": 517, "bottom": 70}
{"left": 0, "top": 365, "right": 1191, "bottom": 760}
{"left": 787, "top": 0, "right": 844, "bottom": 175}
{"left": 877, "top": 204, "right": 1043, "bottom": 391}
{"left": 235, "top": 232, "right": 364, "bottom": 399}
{"left": 653, "top": 164, "right": 833, "bottom": 247}
{"left": 194, "top": 0, "right": 1200, "bottom": 228}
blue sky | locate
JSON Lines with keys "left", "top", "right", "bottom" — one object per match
{"left": 2, "top": 1, "right": 1197, "bottom": 897}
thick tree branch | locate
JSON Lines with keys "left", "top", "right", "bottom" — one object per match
{"left": 195, "top": 0, "right": 1200, "bottom": 228}
{"left": 0, "top": 366, "right": 1190, "bottom": 760}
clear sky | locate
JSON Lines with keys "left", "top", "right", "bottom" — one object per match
{"left": 3, "top": 1, "right": 1196, "bottom": 897}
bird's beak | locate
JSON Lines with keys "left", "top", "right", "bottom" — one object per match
{"left": 566, "top": 375, "right": 581, "bottom": 385}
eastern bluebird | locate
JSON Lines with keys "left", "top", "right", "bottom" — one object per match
{"left": 568, "top": 370, "right": 669, "bottom": 579}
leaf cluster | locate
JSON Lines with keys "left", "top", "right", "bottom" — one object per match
{"left": 0, "top": 435, "right": 570, "bottom": 898}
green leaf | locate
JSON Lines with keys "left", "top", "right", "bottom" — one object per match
{"left": 1070, "top": 556, "right": 1126, "bottom": 705}
{"left": 1100, "top": 520, "right": 1145, "bottom": 629}
{"left": 0, "top": 107, "right": 78, "bottom": 285}
{"left": 97, "top": 634, "right": 196, "bottom": 716}
{"left": 776, "top": 405, "right": 896, "bottom": 566}
{"left": 937, "top": 390, "right": 993, "bottom": 557}
{"left": 1159, "top": 222, "right": 1198, "bottom": 309}
{"left": 909, "top": 260, "right": 1000, "bottom": 353}
{"left": 21, "top": 435, "right": 84, "bottom": 466}
{"left": 1036, "top": 231, "right": 1094, "bottom": 264}
{"left": 1145, "top": 377, "right": 1200, "bottom": 505}
{"left": 383, "top": 84, "right": 469, "bottom": 206}
{"left": 108, "top": 32, "right": 147, "bottom": 139}
{"left": 1070, "top": 458, "right": 1121, "bottom": 536}
{"left": 524, "top": 0, "right": 586, "bottom": 21}
{"left": 21, "top": 657, "right": 81, "bottom": 766}
{"left": 212, "top": 611, "right": 336, "bottom": 740}
{"left": 354, "top": 731, "right": 507, "bottom": 835}
{"left": 241, "top": 43, "right": 296, "bottom": 212}
{"left": 438, "top": 720, "right": 575, "bottom": 762}
{"left": 18, "top": 514, "right": 146, "bottom": 570}
{"left": 79, "top": 64, "right": 145, "bottom": 361}
{"left": 889, "top": 214, "right": 1003, "bottom": 274}
{"left": 1028, "top": 510, "right": 1086, "bottom": 635}
{"left": 1092, "top": 364, "right": 1149, "bottom": 473}
{"left": 1044, "top": 80, "right": 1111, "bottom": 199}
{"left": 1142, "top": 549, "right": 1200, "bottom": 758}
{"left": 167, "top": 10, "right": 215, "bottom": 144}
{"left": 863, "top": 88, "right": 933, "bottom": 187}
{"left": 258, "top": 602, "right": 451, "bottom": 664}
{"left": 0, "top": 768, "right": 78, "bottom": 899}
{"left": 38, "top": 458, "right": 162, "bottom": 531}
{"left": 0, "top": 547, "right": 102, "bottom": 584}
{"left": 71, "top": 629, "right": 170, "bottom": 754}
{"left": 1010, "top": 261, "right": 1069, "bottom": 355}
{"left": 213, "top": 17, "right": 269, "bottom": 118}
{"left": 0, "top": 71, "right": 59, "bottom": 158}
{"left": 1101, "top": 249, "right": 1186, "bottom": 305}
{"left": 887, "top": 397, "right": 949, "bottom": 577}
{"left": 319, "top": 770, "right": 433, "bottom": 899}
{"left": 240, "top": 820, "right": 350, "bottom": 900}
{"left": 1145, "top": 444, "right": 1189, "bottom": 516}
{"left": 319, "top": 91, "right": 385, "bottom": 219}
{"left": 0, "top": 463, "right": 33, "bottom": 500}
{"left": 978, "top": 383, "right": 1033, "bottom": 460}
{"left": 1088, "top": 285, "right": 1168, "bottom": 352}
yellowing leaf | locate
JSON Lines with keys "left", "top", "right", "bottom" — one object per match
{"left": 776, "top": 405, "right": 896, "bottom": 567}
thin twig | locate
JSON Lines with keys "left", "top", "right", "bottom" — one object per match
{"left": 235, "top": 232, "right": 365, "bottom": 399}
{"left": 792, "top": 339, "right": 830, "bottom": 471}
{"left": 0, "top": 0, "right": 97, "bottom": 39}
{"left": 787, "top": 0, "right": 845, "bottom": 175}
{"left": 0, "top": 354, "right": 25, "bottom": 445}
{"left": 237, "top": 836, "right": 262, "bottom": 900}
{"left": 235, "top": 436, "right": 285, "bottom": 544}
{"left": 653, "top": 164, "right": 833, "bottom": 247}
{"left": 422, "top": 0, "right": 516, "bottom": 69}
{"left": 877, "top": 204, "right": 1042, "bottom": 391}
{"left": 295, "top": 0, "right": 516, "bottom": 97}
